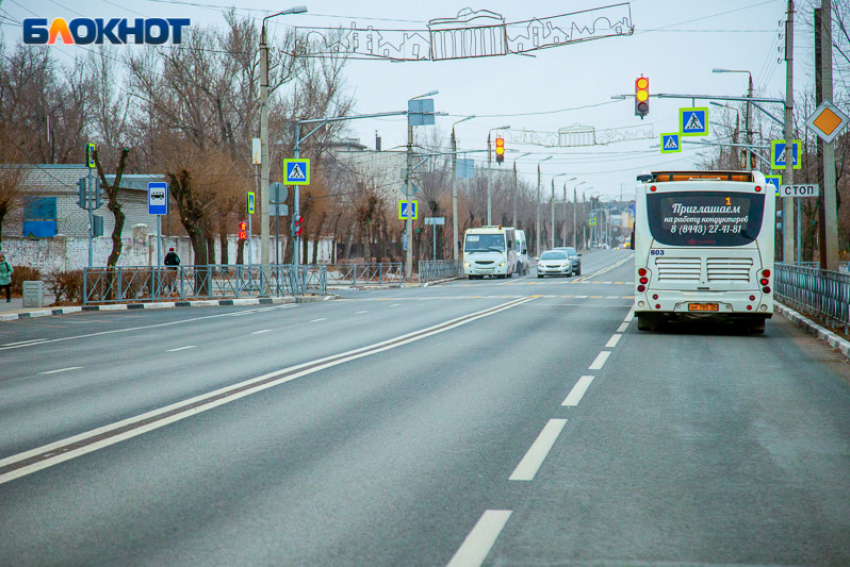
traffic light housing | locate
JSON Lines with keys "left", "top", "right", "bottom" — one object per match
{"left": 292, "top": 215, "right": 303, "bottom": 237}
{"left": 93, "top": 178, "right": 103, "bottom": 209}
{"left": 495, "top": 137, "right": 505, "bottom": 164}
{"left": 238, "top": 220, "right": 247, "bottom": 240}
{"left": 77, "top": 178, "right": 88, "bottom": 209}
{"left": 635, "top": 76, "right": 649, "bottom": 119}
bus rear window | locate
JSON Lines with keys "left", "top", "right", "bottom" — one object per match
{"left": 646, "top": 191, "right": 765, "bottom": 247}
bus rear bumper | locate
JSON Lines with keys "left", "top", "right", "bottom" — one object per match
{"left": 634, "top": 290, "right": 773, "bottom": 318}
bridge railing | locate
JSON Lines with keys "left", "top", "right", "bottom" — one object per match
{"left": 418, "top": 259, "right": 464, "bottom": 283}
{"left": 83, "top": 264, "right": 328, "bottom": 305}
{"left": 320, "top": 263, "right": 402, "bottom": 287}
{"left": 775, "top": 263, "right": 850, "bottom": 333}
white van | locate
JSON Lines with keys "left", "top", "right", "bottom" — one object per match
{"left": 513, "top": 229, "right": 529, "bottom": 275}
{"left": 463, "top": 226, "right": 517, "bottom": 279}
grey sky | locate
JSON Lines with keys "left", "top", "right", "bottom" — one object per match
{"left": 1, "top": 0, "right": 806, "bottom": 198}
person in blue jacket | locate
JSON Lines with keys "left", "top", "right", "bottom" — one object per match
{"left": 0, "top": 252, "right": 13, "bottom": 302}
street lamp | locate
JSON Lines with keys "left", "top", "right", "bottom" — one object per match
{"left": 405, "top": 89, "right": 440, "bottom": 279}
{"left": 512, "top": 152, "right": 531, "bottom": 229}
{"left": 487, "top": 125, "right": 510, "bottom": 225}
{"left": 570, "top": 181, "right": 586, "bottom": 247}
{"left": 550, "top": 173, "right": 570, "bottom": 249}
{"left": 535, "top": 155, "right": 552, "bottom": 256}
{"left": 713, "top": 68, "right": 753, "bottom": 170}
{"left": 260, "top": 5, "right": 307, "bottom": 285}
{"left": 451, "top": 115, "right": 475, "bottom": 260}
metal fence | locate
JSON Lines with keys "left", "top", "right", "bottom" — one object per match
{"left": 83, "top": 264, "right": 327, "bottom": 305}
{"left": 798, "top": 261, "right": 850, "bottom": 273}
{"left": 775, "top": 263, "right": 850, "bottom": 333}
{"left": 418, "top": 259, "right": 464, "bottom": 283}
{"left": 321, "top": 263, "right": 402, "bottom": 287}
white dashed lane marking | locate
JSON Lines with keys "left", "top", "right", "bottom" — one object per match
{"left": 40, "top": 366, "right": 83, "bottom": 375}
{"left": 562, "top": 376, "right": 595, "bottom": 407}
{"left": 166, "top": 346, "right": 196, "bottom": 352}
{"left": 447, "top": 510, "right": 512, "bottom": 567}
{"left": 589, "top": 351, "right": 610, "bottom": 370}
{"left": 509, "top": 419, "right": 568, "bottom": 481}
{"left": 605, "top": 334, "right": 622, "bottom": 348}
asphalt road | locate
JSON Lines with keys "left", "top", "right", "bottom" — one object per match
{"left": 2, "top": 249, "right": 850, "bottom": 566}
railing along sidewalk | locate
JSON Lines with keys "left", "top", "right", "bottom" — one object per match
{"left": 775, "top": 263, "right": 850, "bottom": 334}
{"left": 418, "top": 259, "right": 463, "bottom": 283}
{"left": 83, "top": 264, "right": 328, "bottom": 305}
{"left": 320, "top": 263, "right": 402, "bottom": 287}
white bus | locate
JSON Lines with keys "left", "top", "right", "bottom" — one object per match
{"left": 463, "top": 226, "right": 517, "bottom": 279}
{"left": 634, "top": 170, "right": 775, "bottom": 333}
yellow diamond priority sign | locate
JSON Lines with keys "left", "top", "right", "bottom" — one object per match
{"left": 805, "top": 100, "right": 849, "bottom": 144}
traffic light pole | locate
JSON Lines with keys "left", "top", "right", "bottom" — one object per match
{"left": 87, "top": 167, "right": 93, "bottom": 267}
{"left": 486, "top": 132, "right": 492, "bottom": 226}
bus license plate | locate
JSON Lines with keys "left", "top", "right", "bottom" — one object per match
{"left": 688, "top": 303, "right": 719, "bottom": 312}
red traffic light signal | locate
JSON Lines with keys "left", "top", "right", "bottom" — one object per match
{"left": 238, "top": 220, "right": 248, "bottom": 240}
{"left": 292, "top": 215, "right": 303, "bottom": 237}
{"left": 495, "top": 136, "right": 505, "bottom": 164}
{"left": 635, "top": 76, "right": 649, "bottom": 119}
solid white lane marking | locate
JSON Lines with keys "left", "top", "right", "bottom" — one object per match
{"left": 509, "top": 419, "right": 568, "bottom": 481}
{"left": 40, "top": 366, "right": 83, "bottom": 375}
{"left": 166, "top": 346, "right": 196, "bottom": 352}
{"left": 251, "top": 329, "right": 272, "bottom": 335}
{"left": 3, "top": 338, "right": 48, "bottom": 347}
{"left": 0, "top": 297, "right": 537, "bottom": 486}
{"left": 310, "top": 318, "right": 328, "bottom": 323}
{"left": 589, "top": 351, "right": 610, "bottom": 370}
{"left": 447, "top": 510, "right": 512, "bottom": 567}
{"left": 355, "top": 311, "right": 368, "bottom": 314}
{"left": 562, "top": 376, "right": 595, "bottom": 407}
{"left": 605, "top": 334, "right": 622, "bottom": 348}
{"left": 617, "top": 322, "right": 629, "bottom": 333}
{"left": 576, "top": 295, "right": 589, "bottom": 299}
{"left": 624, "top": 307, "right": 635, "bottom": 322}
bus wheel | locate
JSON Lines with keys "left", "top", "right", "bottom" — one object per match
{"left": 637, "top": 316, "right": 655, "bottom": 331}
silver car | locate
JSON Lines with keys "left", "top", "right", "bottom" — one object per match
{"left": 537, "top": 250, "right": 573, "bottom": 278}
{"left": 552, "top": 247, "right": 582, "bottom": 276}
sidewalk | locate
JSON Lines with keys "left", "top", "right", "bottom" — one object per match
{"left": 0, "top": 293, "right": 334, "bottom": 322}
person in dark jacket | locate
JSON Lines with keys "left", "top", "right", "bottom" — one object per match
{"left": 164, "top": 248, "right": 180, "bottom": 268}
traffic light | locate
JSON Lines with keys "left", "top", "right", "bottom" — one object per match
{"left": 93, "top": 178, "right": 103, "bottom": 209}
{"left": 77, "top": 178, "right": 88, "bottom": 209}
{"left": 635, "top": 76, "right": 649, "bottom": 119}
{"left": 238, "top": 220, "right": 247, "bottom": 240}
{"left": 292, "top": 215, "right": 303, "bottom": 237}
{"left": 495, "top": 137, "right": 505, "bottom": 164}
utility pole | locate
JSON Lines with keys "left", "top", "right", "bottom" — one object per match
{"left": 512, "top": 160, "right": 518, "bottom": 229}
{"left": 406, "top": 121, "right": 414, "bottom": 279}
{"left": 746, "top": 74, "right": 753, "bottom": 171}
{"left": 551, "top": 177, "right": 556, "bottom": 249}
{"left": 451, "top": 128, "right": 458, "bottom": 260}
{"left": 783, "top": 0, "right": 795, "bottom": 265}
{"left": 816, "top": 2, "right": 840, "bottom": 271}
{"left": 535, "top": 156, "right": 551, "bottom": 256}
{"left": 563, "top": 183, "right": 567, "bottom": 247}
{"left": 573, "top": 186, "right": 577, "bottom": 247}
{"left": 487, "top": 132, "right": 492, "bottom": 226}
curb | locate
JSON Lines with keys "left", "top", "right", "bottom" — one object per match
{"left": 423, "top": 276, "right": 465, "bottom": 287}
{"left": 776, "top": 303, "right": 850, "bottom": 359}
{"left": 0, "top": 295, "right": 336, "bottom": 322}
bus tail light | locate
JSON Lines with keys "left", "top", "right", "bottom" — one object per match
{"left": 749, "top": 295, "right": 756, "bottom": 301}
{"left": 762, "top": 269, "right": 771, "bottom": 277}
{"left": 638, "top": 268, "right": 647, "bottom": 276}
{"left": 763, "top": 286, "right": 771, "bottom": 294}
{"left": 747, "top": 305, "right": 753, "bottom": 310}
{"left": 652, "top": 294, "right": 658, "bottom": 300}
{"left": 637, "top": 285, "right": 646, "bottom": 292}
{"left": 755, "top": 186, "right": 762, "bottom": 192}
{"left": 639, "top": 277, "right": 648, "bottom": 285}
{"left": 760, "top": 278, "right": 769, "bottom": 286}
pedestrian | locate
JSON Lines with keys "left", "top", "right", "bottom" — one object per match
{"left": 164, "top": 247, "right": 181, "bottom": 268}
{"left": 0, "top": 253, "right": 13, "bottom": 303}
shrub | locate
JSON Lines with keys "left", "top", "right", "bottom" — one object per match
{"left": 10, "top": 266, "right": 41, "bottom": 297}
{"left": 46, "top": 270, "right": 85, "bottom": 305}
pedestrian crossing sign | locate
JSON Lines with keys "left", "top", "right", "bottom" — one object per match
{"left": 589, "top": 218, "right": 597, "bottom": 226}
{"left": 770, "top": 139, "right": 802, "bottom": 170}
{"left": 398, "top": 200, "right": 418, "bottom": 220}
{"left": 284, "top": 159, "right": 310, "bottom": 185}
{"left": 764, "top": 174, "right": 782, "bottom": 196}
{"left": 660, "top": 133, "right": 681, "bottom": 153}
{"left": 680, "top": 107, "right": 709, "bottom": 136}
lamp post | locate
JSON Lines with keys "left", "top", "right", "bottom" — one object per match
{"left": 535, "top": 156, "right": 552, "bottom": 256}
{"left": 550, "top": 173, "right": 570, "bottom": 249}
{"left": 564, "top": 179, "right": 583, "bottom": 247}
{"left": 260, "top": 5, "right": 307, "bottom": 286}
{"left": 564, "top": 181, "right": 587, "bottom": 248}
{"left": 487, "top": 125, "right": 510, "bottom": 225}
{"left": 451, "top": 115, "right": 475, "bottom": 260}
{"left": 712, "top": 68, "right": 753, "bottom": 170}
{"left": 405, "top": 89, "right": 439, "bottom": 279}
{"left": 512, "top": 152, "right": 531, "bottom": 229}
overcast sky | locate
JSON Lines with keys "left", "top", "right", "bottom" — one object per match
{"left": 1, "top": 0, "right": 812, "bottom": 199}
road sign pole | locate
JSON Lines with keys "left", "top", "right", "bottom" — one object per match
{"left": 248, "top": 213, "right": 253, "bottom": 267}
{"left": 818, "top": 1, "right": 840, "bottom": 271}
{"left": 406, "top": 122, "right": 413, "bottom": 280}
{"left": 783, "top": 0, "right": 795, "bottom": 265}
{"left": 433, "top": 223, "right": 437, "bottom": 262}
{"left": 88, "top": 168, "right": 93, "bottom": 268}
